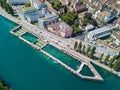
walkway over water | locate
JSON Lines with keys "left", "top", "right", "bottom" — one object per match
{"left": 10, "top": 25, "right": 103, "bottom": 81}
{"left": 40, "top": 49, "right": 103, "bottom": 81}
{"left": 10, "top": 27, "right": 48, "bottom": 50}
{"left": 77, "top": 62, "right": 85, "bottom": 73}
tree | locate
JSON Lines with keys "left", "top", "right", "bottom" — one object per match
{"left": 99, "top": 53, "right": 104, "bottom": 63}
{"left": 89, "top": 46, "right": 96, "bottom": 58}
{"left": 81, "top": 17, "right": 89, "bottom": 26}
{"left": 0, "top": 81, "right": 11, "bottom": 90}
{"left": 77, "top": 41, "right": 82, "bottom": 52}
{"left": 52, "top": 0, "right": 62, "bottom": 11}
{"left": 113, "top": 58, "right": 120, "bottom": 71}
{"left": 0, "top": 0, "right": 6, "bottom": 8}
{"left": 74, "top": 41, "right": 78, "bottom": 50}
{"left": 71, "top": 24, "right": 83, "bottom": 34}
{"left": 84, "top": 12, "right": 92, "bottom": 20}
{"left": 0, "top": 0, "right": 14, "bottom": 15}
{"left": 25, "top": 2, "right": 31, "bottom": 7}
{"left": 103, "top": 54, "right": 110, "bottom": 65}
{"left": 109, "top": 55, "right": 117, "bottom": 68}
{"left": 7, "top": 3, "right": 14, "bottom": 15}
{"left": 90, "top": 19, "right": 98, "bottom": 26}
{"left": 80, "top": 0, "right": 83, "bottom": 4}
{"left": 60, "top": 12, "right": 78, "bottom": 25}
{"left": 85, "top": 44, "right": 91, "bottom": 56}
{"left": 82, "top": 44, "right": 86, "bottom": 54}
{"left": 61, "top": 5, "right": 67, "bottom": 13}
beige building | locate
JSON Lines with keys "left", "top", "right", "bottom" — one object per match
{"left": 48, "top": 21, "right": 73, "bottom": 38}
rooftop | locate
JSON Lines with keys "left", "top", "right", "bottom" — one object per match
{"left": 97, "top": 11, "right": 111, "bottom": 18}
{"left": 88, "top": 26, "right": 114, "bottom": 37}
{"left": 34, "top": 0, "right": 42, "bottom": 4}
{"left": 17, "top": 6, "right": 35, "bottom": 13}
{"left": 112, "top": 32, "right": 120, "bottom": 41}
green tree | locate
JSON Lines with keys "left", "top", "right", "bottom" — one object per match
{"left": 74, "top": 41, "right": 78, "bottom": 50}
{"left": 60, "top": 12, "right": 78, "bottom": 25}
{"left": 71, "top": 24, "right": 82, "bottom": 34}
{"left": 52, "top": 0, "right": 62, "bottom": 11}
{"left": 84, "top": 12, "right": 92, "bottom": 20}
{"left": 109, "top": 55, "right": 117, "bottom": 67}
{"left": 113, "top": 58, "right": 120, "bottom": 71}
{"left": 77, "top": 41, "right": 82, "bottom": 52}
{"left": 0, "top": 0, "right": 5, "bottom": 8}
{"left": 80, "top": 0, "right": 83, "bottom": 4}
{"left": 81, "top": 17, "right": 89, "bottom": 26}
{"left": 89, "top": 46, "right": 96, "bottom": 58}
{"left": 90, "top": 19, "right": 98, "bottom": 26}
{"left": 82, "top": 44, "right": 86, "bottom": 54}
{"left": 0, "top": 0, "right": 14, "bottom": 15}
{"left": 0, "top": 81, "right": 11, "bottom": 90}
{"left": 7, "top": 3, "right": 14, "bottom": 15}
{"left": 99, "top": 53, "right": 104, "bottom": 63}
{"left": 25, "top": 2, "right": 31, "bottom": 7}
{"left": 103, "top": 54, "right": 110, "bottom": 65}
{"left": 86, "top": 44, "right": 91, "bottom": 56}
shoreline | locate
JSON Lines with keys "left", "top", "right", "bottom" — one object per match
{"left": 0, "top": 7, "right": 119, "bottom": 80}
{"left": 10, "top": 26, "right": 103, "bottom": 81}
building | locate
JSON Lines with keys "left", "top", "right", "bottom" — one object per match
{"left": 95, "top": 10, "right": 117, "bottom": 23}
{"left": 116, "top": 18, "right": 120, "bottom": 28}
{"left": 17, "top": 4, "right": 48, "bottom": 22}
{"left": 47, "top": 21, "right": 73, "bottom": 37}
{"left": 111, "top": 32, "right": 120, "bottom": 44}
{"left": 59, "top": 0, "right": 71, "bottom": 5}
{"left": 32, "top": 0, "right": 45, "bottom": 9}
{"left": 73, "top": 4, "right": 87, "bottom": 13}
{"left": 17, "top": 2, "right": 58, "bottom": 23}
{"left": 87, "top": 26, "right": 114, "bottom": 41}
{"left": 7, "top": 0, "right": 30, "bottom": 5}
{"left": 38, "top": 12, "right": 59, "bottom": 28}
{"left": 69, "top": 0, "right": 87, "bottom": 13}
{"left": 85, "top": 24, "right": 95, "bottom": 31}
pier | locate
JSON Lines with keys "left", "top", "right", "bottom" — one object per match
{"left": 40, "top": 49, "right": 103, "bottom": 81}
{"left": 10, "top": 26, "right": 103, "bottom": 81}
{"left": 10, "top": 27, "right": 48, "bottom": 50}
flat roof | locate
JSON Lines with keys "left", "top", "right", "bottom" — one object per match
{"left": 88, "top": 26, "right": 114, "bottom": 38}
{"left": 112, "top": 32, "right": 120, "bottom": 41}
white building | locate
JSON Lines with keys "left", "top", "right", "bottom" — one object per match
{"left": 95, "top": 10, "right": 117, "bottom": 23}
{"left": 111, "top": 32, "right": 120, "bottom": 45}
{"left": 7, "top": 0, "right": 30, "bottom": 5}
{"left": 87, "top": 26, "right": 114, "bottom": 41}
{"left": 32, "top": 0, "right": 45, "bottom": 9}
{"left": 85, "top": 24, "right": 95, "bottom": 31}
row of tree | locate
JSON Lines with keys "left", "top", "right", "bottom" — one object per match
{"left": 74, "top": 41, "right": 96, "bottom": 58}
{"left": 0, "top": 0, "right": 14, "bottom": 15}
{"left": 99, "top": 53, "right": 120, "bottom": 71}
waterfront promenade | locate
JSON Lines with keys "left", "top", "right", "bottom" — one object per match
{"left": 0, "top": 7, "right": 114, "bottom": 81}
{"left": 40, "top": 49, "right": 103, "bottom": 81}
{"left": 10, "top": 25, "right": 103, "bottom": 81}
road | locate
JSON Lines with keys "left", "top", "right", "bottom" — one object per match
{"left": 0, "top": 7, "right": 74, "bottom": 50}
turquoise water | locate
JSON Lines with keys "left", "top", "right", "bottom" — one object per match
{"left": 43, "top": 44, "right": 81, "bottom": 70}
{"left": 0, "top": 15, "right": 120, "bottom": 90}
{"left": 80, "top": 65, "right": 94, "bottom": 76}
{"left": 22, "top": 32, "right": 38, "bottom": 43}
